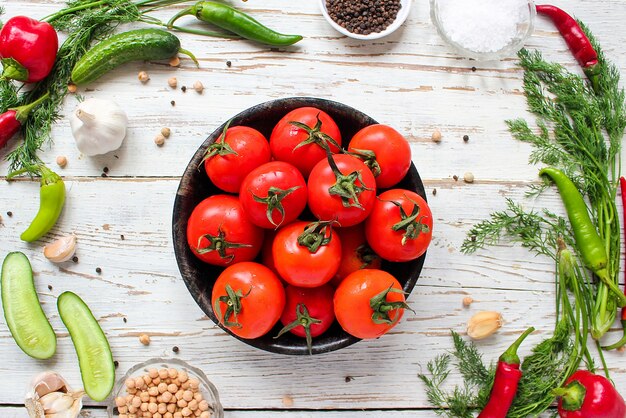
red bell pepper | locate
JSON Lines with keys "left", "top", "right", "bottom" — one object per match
{"left": 555, "top": 370, "right": 626, "bottom": 418}
{"left": 0, "top": 92, "right": 49, "bottom": 148}
{"left": 0, "top": 16, "right": 58, "bottom": 83}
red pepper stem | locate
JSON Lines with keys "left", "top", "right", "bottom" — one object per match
{"left": 553, "top": 380, "right": 586, "bottom": 412}
{"left": 499, "top": 327, "right": 535, "bottom": 365}
{"left": 10, "top": 92, "right": 50, "bottom": 124}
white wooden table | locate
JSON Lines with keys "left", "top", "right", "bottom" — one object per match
{"left": 1, "top": 0, "right": 626, "bottom": 417}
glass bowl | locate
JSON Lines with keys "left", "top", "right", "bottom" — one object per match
{"left": 319, "top": 0, "right": 412, "bottom": 40}
{"left": 430, "top": 0, "right": 536, "bottom": 61}
{"left": 107, "top": 358, "right": 223, "bottom": 418}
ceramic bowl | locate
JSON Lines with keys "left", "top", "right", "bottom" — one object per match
{"left": 430, "top": 0, "right": 536, "bottom": 61}
{"left": 107, "top": 358, "right": 223, "bottom": 418}
{"left": 172, "top": 97, "right": 427, "bottom": 355}
{"left": 319, "top": 0, "right": 412, "bottom": 40}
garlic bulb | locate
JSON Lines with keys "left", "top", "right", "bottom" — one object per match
{"left": 70, "top": 98, "right": 128, "bottom": 156}
{"left": 25, "top": 372, "right": 84, "bottom": 418}
{"left": 43, "top": 234, "right": 77, "bottom": 263}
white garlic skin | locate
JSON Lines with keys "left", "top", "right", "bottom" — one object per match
{"left": 70, "top": 98, "right": 128, "bottom": 156}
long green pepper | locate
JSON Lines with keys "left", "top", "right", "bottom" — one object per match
{"left": 167, "top": 1, "right": 303, "bottom": 46}
{"left": 539, "top": 167, "right": 626, "bottom": 307}
{"left": 8, "top": 165, "right": 66, "bottom": 242}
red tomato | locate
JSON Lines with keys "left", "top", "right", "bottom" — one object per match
{"left": 269, "top": 107, "right": 342, "bottom": 177}
{"left": 261, "top": 229, "right": 280, "bottom": 278}
{"left": 203, "top": 125, "right": 271, "bottom": 193}
{"left": 331, "top": 224, "right": 382, "bottom": 287}
{"left": 211, "top": 262, "right": 285, "bottom": 339}
{"left": 239, "top": 161, "right": 308, "bottom": 229}
{"left": 348, "top": 124, "right": 412, "bottom": 189}
{"left": 277, "top": 284, "right": 336, "bottom": 352}
{"left": 272, "top": 221, "right": 341, "bottom": 287}
{"left": 307, "top": 154, "right": 377, "bottom": 227}
{"left": 186, "top": 195, "right": 264, "bottom": 266}
{"left": 334, "top": 269, "right": 408, "bottom": 339}
{"left": 365, "top": 189, "right": 433, "bottom": 262}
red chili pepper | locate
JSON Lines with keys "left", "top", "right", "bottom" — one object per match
{"left": 555, "top": 370, "right": 626, "bottom": 417}
{"left": 602, "top": 176, "right": 626, "bottom": 350}
{"left": 0, "top": 16, "right": 58, "bottom": 83}
{"left": 535, "top": 5, "right": 600, "bottom": 92}
{"left": 477, "top": 327, "right": 535, "bottom": 418}
{"left": 0, "top": 93, "right": 49, "bottom": 148}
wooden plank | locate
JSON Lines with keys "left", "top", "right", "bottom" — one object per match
{"left": 0, "top": 180, "right": 624, "bottom": 409}
{"left": 1, "top": 0, "right": 625, "bottom": 180}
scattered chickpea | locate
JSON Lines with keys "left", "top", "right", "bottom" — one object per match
{"left": 154, "top": 134, "right": 165, "bottom": 146}
{"left": 464, "top": 172, "right": 475, "bottom": 183}
{"left": 168, "top": 77, "right": 178, "bottom": 88}
{"left": 139, "top": 334, "right": 151, "bottom": 345}
{"left": 193, "top": 81, "right": 204, "bottom": 93}
{"left": 55, "top": 155, "right": 68, "bottom": 168}
{"left": 431, "top": 129, "right": 442, "bottom": 143}
{"left": 67, "top": 83, "right": 77, "bottom": 93}
{"left": 138, "top": 71, "right": 150, "bottom": 83}
{"left": 463, "top": 296, "right": 474, "bottom": 307}
{"left": 282, "top": 395, "right": 294, "bottom": 407}
{"left": 161, "top": 127, "right": 171, "bottom": 138}
{"left": 169, "top": 56, "right": 181, "bottom": 67}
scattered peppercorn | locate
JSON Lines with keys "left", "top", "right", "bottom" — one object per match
{"left": 114, "top": 360, "right": 119, "bottom": 368}
{"left": 453, "top": 175, "right": 459, "bottom": 181}
{"left": 121, "top": 234, "right": 125, "bottom": 240}
{"left": 471, "top": 66, "right": 477, "bottom": 72}
{"left": 181, "top": 86, "right": 187, "bottom": 93}
{"left": 432, "top": 188, "right": 437, "bottom": 196}
{"left": 96, "top": 267, "right": 102, "bottom": 274}
{"left": 326, "top": 0, "right": 402, "bottom": 35}
{"left": 345, "top": 376, "right": 354, "bottom": 382}
{"left": 101, "top": 173, "right": 108, "bottom": 178}
{"left": 463, "top": 134, "right": 470, "bottom": 142}
{"left": 172, "top": 346, "right": 179, "bottom": 353}
{"left": 170, "top": 100, "right": 176, "bottom": 106}
{"left": 72, "top": 256, "right": 79, "bottom": 263}
{"left": 123, "top": 317, "right": 127, "bottom": 323}
{"left": 226, "top": 60, "right": 232, "bottom": 67}
{"left": 7, "top": 211, "right": 12, "bottom": 217}
{"left": 470, "top": 235, "right": 477, "bottom": 242}
{"left": 103, "top": 167, "right": 109, "bottom": 173}
{"left": 48, "top": 285, "right": 53, "bottom": 291}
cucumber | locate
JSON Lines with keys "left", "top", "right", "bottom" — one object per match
{"left": 71, "top": 28, "right": 182, "bottom": 85}
{"left": 58, "top": 291, "right": 115, "bottom": 401}
{"left": 1, "top": 252, "right": 56, "bottom": 359}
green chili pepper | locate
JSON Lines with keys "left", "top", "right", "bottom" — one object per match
{"left": 167, "top": 1, "right": 303, "bottom": 47}
{"left": 8, "top": 165, "right": 66, "bottom": 242}
{"left": 540, "top": 167, "right": 626, "bottom": 307}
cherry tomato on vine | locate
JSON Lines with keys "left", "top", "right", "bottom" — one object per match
{"left": 334, "top": 269, "right": 410, "bottom": 339}
{"left": 186, "top": 194, "right": 264, "bottom": 266}
{"left": 308, "top": 154, "right": 377, "bottom": 227}
{"left": 211, "top": 262, "right": 285, "bottom": 339}
{"left": 239, "top": 161, "right": 308, "bottom": 229}
{"left": 203, "top": 125, "right": 271, "bottom": 193}
{"left": 272, "top": 220, "right": 341, "bottom": 287}
{"left": 276, "top": 284, "right": 335, "bottom": 354}
{"left": 270, "top": 107, "right": 342, "bottom": 177}
{"left": 348, "top": 124, "right": 412, "bottom": 189}
{"left": 365, "top": 189, "right": 432, "bottom": 262}
{"left": 331, "top": 224, "right": 382, "bottom": 287}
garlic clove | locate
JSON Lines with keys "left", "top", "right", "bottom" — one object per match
{"left": 43, "top": 234, "right": 77, "bottom": 263}
{"left": 467, "top": 311, "right": 503, "bottom": 340}
{"left": 30, "top": 372, "right": 69, "bottom": 398}
{"left": 40, "top": 392, "right": 75, "bottom": 414}
{"left": 25, "top": 372, "right": 84, "bottom": 418}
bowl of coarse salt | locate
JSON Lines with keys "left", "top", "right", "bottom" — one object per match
{"left": 430, "top": 0, "right": 535, "bottom": 60}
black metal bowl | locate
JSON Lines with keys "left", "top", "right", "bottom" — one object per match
{"left": 172, "top": 97, "right": 427, "bottom": 355}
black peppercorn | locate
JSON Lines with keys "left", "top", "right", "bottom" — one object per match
{"left": 326, "top": 0, "right": 401, "bottom": 36}
{"left": 463, "top": 135, "right": 469, "bottom": 142}
{"left": 226, "top": 61, "right": 232, "bottom": 67}
{"left": 96, "top": 267, "right": 102, "bottom": 274}
{"left": 172, "top": 346, "right": 179, "bottom": 353}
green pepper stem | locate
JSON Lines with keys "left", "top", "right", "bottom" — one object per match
{"left": 499, "top": 326, "right": 535, "bottom": 365}
{"left": 166, "top": 6, "right": 195, "bottom": 29}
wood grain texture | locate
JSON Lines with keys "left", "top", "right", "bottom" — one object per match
{"left": 1, "top": 0, "right": 625, "bottom": 415}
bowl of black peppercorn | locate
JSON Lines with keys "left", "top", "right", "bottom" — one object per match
{"left": 320, "top": 0, "right": 412, "bottom": 40}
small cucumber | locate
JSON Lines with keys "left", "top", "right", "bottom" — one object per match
{"left": 71, "top": 28, "right": 194, "bottom": 85}
{"left": 58, "top": 291, "right": 115, "bottom": 401}
{"left": 1, "top": 252, "right": 56, "bottom": 359}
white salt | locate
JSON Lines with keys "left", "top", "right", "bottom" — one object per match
{"left": 437, "top": 0, "right": 528, "bottom": 53}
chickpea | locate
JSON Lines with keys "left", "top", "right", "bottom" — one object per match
{"left": 158, "top": 403, "right": 168, "bottom": 414}
{"left": 119, "top": 406, "right": 129, "bottom": 414}
{"left": 149, "top": 368, "right": 159, "bottom": 379}
{"left": 159, "top": 369, "right": 169, "bottom": 379}
{"left": 139, "top": 334, "right": 151, "bottom": 345}
{"left": 150, "top": 397, "right": 157, "bottom": 404}
{"left": 168, "top": 368, "right": 178, "bottom": 379}
{"left": 198, "top": 401, "right": 209, "bottom": 412}
{"left": 188, "top": 400, "right": 198, "bottom": 411}
{"left": 126, "top": 378, "right": 136, "bottom": 389}
{"left": 148, "top": 385, "right": 159, "bottom": 395}
{"left": 120, "top": 415, "right": 129, "bottom": 418}
{"left": 188, "top": 379, "right": 199, "bottom": 390}
{"left": 56, "top": 155, "right": 68, "bottom": 168}
{"left": 177, "top": 399, "right": 187, "bottom": 408}
{"left": 193, "top": 393, "right": 202, "bottom": 402}
{"left": 183, "top": 391, "right": 193, "bottom": 402}
{"left": 138, "top": 71, "right": 150, "bottom": 83}
{"left": 142, "top": 413, "right": 151, "bottom": 418}
{"left": 142, "top": 391, "right": 153, "bottom": 401}
{"left": 193, "top": 410, "right": 201, "bottom": 417}
{"left": 148, "top": 403, "right": 158, "bottom": 414}
{"left": 168, "top": 77, "right": 178, "bottom": 88}
{"left": 161, "top": 127, "right": 171, "bottom": 138}
{"left": 132, "top": 397, "right": 142, "bottom": 408}
{"left": 174, "top": 413, "right": 183, "bottom": 418}
{"left": 165, "top": 413, "right": 173, "bottom": 418}
{"left": 169, "top": 56, "right": 180, "bottom": 67}
{"left": 116, "top": 397, "right": 127, "bottom": 407}
{"left": 200, "top": 412, "right": 210, "bottom": 418}
{"left": 167, "top": 403, "right": 177, "bottom": 413}
{"left": 181, "top": 408, "right": 192, "bottom": 417}
{"left": 143, "top": 375, "right": 152, "bottom": 385}
{"left": 126, "top": 394, "right": 135, "bottom": 404}
{"left": 175, "top": 390, "right": 184, "bottom": 400}
{"left": 141, "top": 403, "right": 149, "bottom": 412}
{"left": 128, "top": 388, "right": 138, "bottom": 395}
{"left": 128, "top": 405, "right": 138, "bottom": 414}
{"left": 193, "top": 81, "right": 204, "bottom": 94}
{"left": 129, "top": 415, "right": 137, "bottom": 418}
{"left": 162, "top": 391, "right": 173, "bottom": 403}
{"left": 153, "top": 413, "right": 162, "bottom": 418}
{"left": 168, "top": 384, "right": 178, "bottom": 394}
{"left": 463, "top": 296, "right": 474, "bottom": 307}
{"left": 135, "top": 377, "right": 146, "bottom": 389}
{"left": 152, "top": 378, "right": 161, "bottom": 385}
{"left": 67, "top": 84, "right": 78, "bottom": 94}
{"left": 181, "top": 382, "right": 190, "bottom": 390}
{"left": 178, "top": 371, "right": 188, "bottom": 383}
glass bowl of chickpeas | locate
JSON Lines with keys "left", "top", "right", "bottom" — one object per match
{"left": 107, "top": 358, "right": 224, "bottom": 418}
